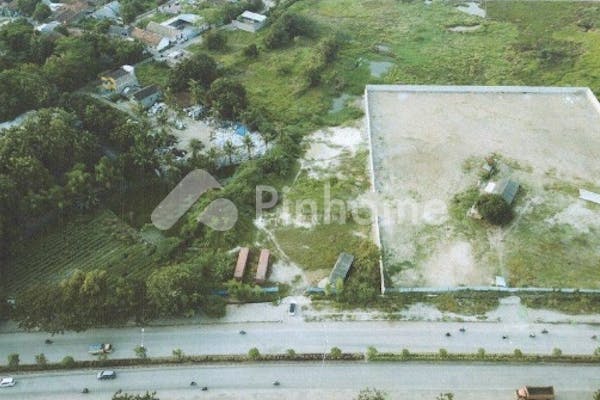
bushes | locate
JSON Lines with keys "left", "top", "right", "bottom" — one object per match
{"left": 476, "top": 193, "right": 513, "bottom": 225}
{"left": 61, "top": 356, "right": 75, "bottom": 368}
{"left": 243, "top": 44, "right": 259, "bottom": 59}
{"left": 330, "top": 347, "right": 342, "bottom": 359}
{"left": 264, "top": 12, "right": 315, "bottom": 49}
{"left": 205, "top": 30, "right": 227, "bottom": 51}
{"left": 248, "top": 348, "right": 261, "bottom": 360}
{"left": 7, "top": 353, "right": 19, "bottom": 368}
{"left": 35, "top": 353, "right": 47, "bottom": 366}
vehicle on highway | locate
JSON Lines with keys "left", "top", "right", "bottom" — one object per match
{"left": 82, "top": 387, "right": 89, "bottom": 394}
{"left": 288, "top": 302, "right": 296, "bottom": 315}
{"left": 0, "top": 377, "right": 16, "bottom": 388}
{"left": 45, "top": 338, "right": 53, "bottom": 344}
{"left": 97, "top": 370, "right": 117, "bottom": 380}
{"left": 516, "top": 385, "right": 554, "bottom": 400}
{"left": 239, "top": 330, "right": 246, "bottom": 335}
{"left": 89, "top": 343, "right": 113, "bottom": 355}
{"left": 273, "top": 381, "right": 280, "bottom": 386}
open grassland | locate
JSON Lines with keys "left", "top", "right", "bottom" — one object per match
{"left": 5, "top": 210, "right": 163, "bottom": 294}
{"left": 202, "top": 0, "right": 600, "bottom": 129}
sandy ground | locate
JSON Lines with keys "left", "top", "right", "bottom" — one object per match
{"left": 366, "top": 87, "right": 600, "bottom": 287}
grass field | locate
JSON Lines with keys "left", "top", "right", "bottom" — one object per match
{"left": 4, "top": 210, "right": 170, "bottom": 295}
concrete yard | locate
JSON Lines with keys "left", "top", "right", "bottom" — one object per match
{"left": 365, "top": 85, "right": 600, "bottom": 289}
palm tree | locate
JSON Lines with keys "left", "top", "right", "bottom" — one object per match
{"left": 189, "top": 138, "right": 204, "bottom": 159}
{"left": 242, "top": 134, "right": 255, "bottom": 159}
{"left": 223, "top": 140, "right": 236, "bottom": 166}
{"left": 206, "top": 147, "right": 220, "bottom": 171}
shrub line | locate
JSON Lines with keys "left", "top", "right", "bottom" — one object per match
{"left": 2, "top": 351, "right": 599, "bottom": 374}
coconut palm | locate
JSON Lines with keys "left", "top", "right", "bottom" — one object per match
{"left": 242, "top": 134, "right": 255, "bottom": 159}
{"left": 223, "top": 140, "right": 236, "bottom": 166}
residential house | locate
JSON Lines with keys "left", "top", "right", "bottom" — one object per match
{"left": 92, "top": 0, "right": 120, "bottom": 20}
{"left": 146, "top": 21, "right": 179, "bottom": 41}
{"left": 232, "top": 10, "right": 266, "bottom": 32}
{"left": 100, "top": 65, "right": 138, "bottom": 93}
{"left": 131, "top": 27, "right": 170, "bottom": 51}
{"left": 161, "top": 13, "right": 206, "bottom": 40}
{"left": 131, "top": 85, "right": 161, "bottom": 109}
{"left": 54, "top": 0, "right": 93, "bottom": 24}
{"left": 35, "top": 21, "right": 62, "bottom": 33}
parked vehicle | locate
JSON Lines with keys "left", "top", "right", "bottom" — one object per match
{"left": 97, "top": 370, "right": 117, "bottom": 380}
{"left": 0, "top": 377, "right": 16, "bottom": 388}
{"left": 288, "top": 302, "right": 296, "bottom": 316}
{"left": 89, "top": 343, "right": 113, "bottom": 355}
{"left": 516, "top": 386, "right": 554, "bottom": 400}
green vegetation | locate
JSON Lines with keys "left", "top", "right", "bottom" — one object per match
{"left": 5, "top": 210, "right": 158, "bottom": 294}
{"left": 135, "top": 61, "right": 171, "bottom": 89}
{"left": 520, "top": 291, "right": 600, "bottom": 315}
{"left": 476, "top": 193, "right": 513, "bottom": 225}
{"left": 113, "top": 391, "right": 160, "bottom": 400}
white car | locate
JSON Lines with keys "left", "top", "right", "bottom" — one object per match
{"left": 0, "top": 377, "right": 16, "bottom": 387}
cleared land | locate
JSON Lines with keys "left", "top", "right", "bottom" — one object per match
{"left": 367, "top": 85, "right": 600, "bottom": 289}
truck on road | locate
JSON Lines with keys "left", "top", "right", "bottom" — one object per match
{"left": 516, "top": 386, "right": 555, "bottom": 400}
{"left": 88, "top": 343, "right": 113, "bottom": 355}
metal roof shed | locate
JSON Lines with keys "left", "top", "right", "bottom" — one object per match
{"left": 234, "top": 247, "right": 249, "bottom": 280}
{"left": 255, "top": 249, "right": 270, "bottom": 284}
{"left": 329, "top": 252, "right": 354, "bottom": 284}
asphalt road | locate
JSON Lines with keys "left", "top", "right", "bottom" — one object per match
{"left": 2, "top": 320, "right": 600, "bottom": 364}
{"left": 1, "top": 362, "right": 600, "bottom": 400}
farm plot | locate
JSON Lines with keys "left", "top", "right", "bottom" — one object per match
{"left": 5, "top": 210, "right": 160, "bottom": 294}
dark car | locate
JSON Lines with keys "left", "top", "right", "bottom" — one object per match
{"left": 288, "top": 302, "right": 296, "bottom": 315}
{"left": 97, "top": 370, "right": 117, "bottom": 380}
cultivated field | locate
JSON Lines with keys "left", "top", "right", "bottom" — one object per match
{"left": 5, "top": 210, "right": 166, "bottom": 294}
{"left": 366, "top": 85, "right": 600, "bottom": 289}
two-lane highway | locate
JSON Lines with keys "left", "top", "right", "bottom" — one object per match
{"left": 1, "top": 362, "right": 599, "bottom": 399}
{"left": 1, "top": 320, "right": 600, "bottom": 364}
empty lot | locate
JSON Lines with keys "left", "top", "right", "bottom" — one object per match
{"left": 366, "top": 85, "right": 600, "bottom": 288}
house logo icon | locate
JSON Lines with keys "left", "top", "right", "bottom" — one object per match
{"left": 151, "top": 169, "right": 238, "bottom": 231}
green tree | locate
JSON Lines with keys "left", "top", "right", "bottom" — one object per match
{"left": 330, "top": 346, "right": 342, "bottom": 359}
{"left": 552, "top": 348, "right": 562, "bottom": 357}
{"left": 205, "top": 30, "right": 227, "bottom": 51}
{"left": 146, "top": 265, "right": 199, "bottom": 317}
{"left": 437, "top": 394, "right": 454, "bottom": 400}
{"left": 248, "top": 347, "right": 261, "bottom": 360}
{"left": 61, "top": 356, "right": 75, "bottom": 367}
{"left": 7, "top": 353, "right": 19, "bottom": 368}
{"left": 172, "top": 348, "right": 185, "bottom": 362}
{"left": 439, "top": 348, "right": 449, "bottom": 358}
{"left": 32, "top": 2, "right": 51, "bottom": 21}
{"left": 401, "top": 349, "right": 410, "bottom": 359}
{"left": 16, "top": 0, "right": 39, "bottom": 15}
{"left": 365, "top": 346, "right": 378, "bottom": 361}
{"left": 35, "top": 353, "right": 47, "bottom": 366}
{"left": 243, "top": 43, "right": 259, "bottom": 58}
{"left": 477, "top": 348, "right": 485, "bottom": 358}
{"left": 207, "top": 78, "right": 247, "bottom": 120}
{"left": 286, "top": 349, "right": 296, "bottom": 357}
{"left": 134, "top": 345, "right": 147, "bottom": 359}
{"left": 355, "top": 388, "right": 387, "bottom": 400}
{"left": 168, "top": 53, "right": 218, "bottom": 92}
{"left": 514, "top": 348, "right": 523, "bottom": 358}
{"left": 476, "top": 193, "right": 513, "bottom": 225}
{"left": 593, "top": 389, "right": 600, "bottom": 400}
{"left": 223, "top": 140, "right": 237, "bottom": 166}
{"left": 242, "top": 134, "right": 254, "bottom": 159}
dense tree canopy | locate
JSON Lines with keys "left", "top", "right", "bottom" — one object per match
{"left": 207, "top": 78, "right": 247, "bottom": 120}
{"left": 168, "top": 53, "right": 219, "bottom": 92}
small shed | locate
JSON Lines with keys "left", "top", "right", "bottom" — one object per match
{"left": 232, "top": 10, "right": 266, "bottom": 32}
{"left": 328, "top": 252, "right": 354, "bottom": 285}
{"left": 484, "top": 178, "right": 519, "bottom": 205}
{"left": 255, "top": 249, "right": 270, "bottom": 284}
{"left": 234, "top": 247, "right": 249, "bottom": 281}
